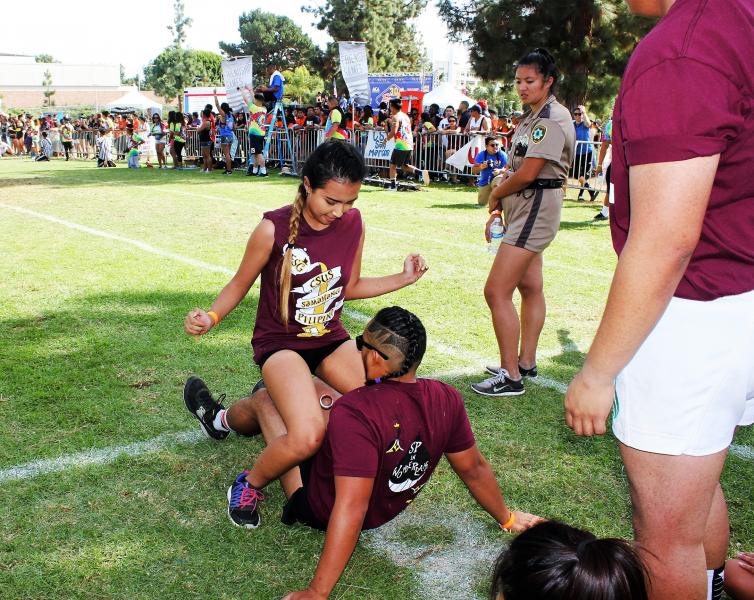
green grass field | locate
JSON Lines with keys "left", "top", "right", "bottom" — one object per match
{"left": 1, "top": 158, "right": 752, "bottom": 600}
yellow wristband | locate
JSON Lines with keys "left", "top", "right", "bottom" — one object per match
{"left": 207, "top": 310, "right": 220, "bottom": 326}
{"left": 500, "top": 512, "right": 515, "bottom": 531}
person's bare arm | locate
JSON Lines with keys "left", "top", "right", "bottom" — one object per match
{"left": 580, "top": 105, "right": 591, "bottom": 128}
{"left": 446, "top": 445, "right": 543, "bottom": 532}
{"left": 184, "top": 219, "right": 275, "bottom": 335}
{"left": 283, "top": 476, "right": 374, "bottom": 600}
{"left": 565, "top": 154, "right": 719, "bottom": 436}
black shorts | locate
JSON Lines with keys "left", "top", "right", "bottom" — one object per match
{"left": 257, "top": 337, "right": 350, "bottom": 374}
{"left": 281, "top": 459, "right": 328, "bottom": 531}
{"left": 570, "top": 150, "right": 593, "bottom": 179}
{"left": 390, "top": 149, "right": 412, "bottom": 167}
{"left": 249, "top": 134, "right": 264, "bottom": 155}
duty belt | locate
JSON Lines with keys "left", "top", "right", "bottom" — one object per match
{"left": 525, "top": 179, "right": 564, "bottom": 190}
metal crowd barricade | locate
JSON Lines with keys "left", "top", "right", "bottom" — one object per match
{"left": 567, "top": 140, "right": 607, "bottom": 194}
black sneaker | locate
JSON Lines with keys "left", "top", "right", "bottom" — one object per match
{"left": 593, "top": 212, "right": 608, "bottom": 221}
{"left": 485, "top": 364, "right": 538, "bottom": 378}
{"left": 227, "top": 471, "right": 265, "bottom": 528}
{"left": 183, "top": 376, "right": 229, "bottom": 440}
{"left": 245, "top": 164, "right": 255, "bottom": 176}
{"left": 471, "top": 369, "right": 525, "bottom": 397}
{"left": 251, "top": 379, "right": 266, "bottom": 395}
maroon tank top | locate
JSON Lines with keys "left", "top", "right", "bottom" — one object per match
{"left": 251, "top": 204, "right": 363, "bottom": 364}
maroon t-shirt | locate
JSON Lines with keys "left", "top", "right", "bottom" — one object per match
{"left": 610, "top": 0, "right": 754, "bottom": 301}
{"left": 251, "top": 205, "right": 362, "bottom": 364}
{"left": 305, "top": 379, "right": 476, "bottom": 530}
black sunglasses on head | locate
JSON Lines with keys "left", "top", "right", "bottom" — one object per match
{"left": 355, "top": 335, "right": 390, "bottom": 360}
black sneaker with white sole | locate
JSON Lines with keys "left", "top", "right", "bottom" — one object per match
{"left": 485, "top": 364, "right": 538, "bottom": 379}
{"left": 183, "top": 376, "right": 229, "bottom": 440}
{"left": 472, "top": 369, "right": 525, "bottom": 397}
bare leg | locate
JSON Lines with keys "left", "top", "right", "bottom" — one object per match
{"left": 484, "top": 243, "right": 538, "bottom": 380}
{"left": 619, "top": 443, "right": 728, "bottom": 600}
{"left": 315, "top": 339, "right": 365, "bottom": 394}
{"left": 245, "top": 351, "right": 328, "bottom": 490}
{"left": 517, "top": 253, "right": 545, "bottom": 370}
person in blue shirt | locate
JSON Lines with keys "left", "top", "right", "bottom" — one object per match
{"left": 256, "top": 65, "right": 284, "bottom": 108}
{"left": 472, "top": 136, "right": 509, "bottom": 206}
{"left": 570, "top": 104, "right": 598, "bottom": 201}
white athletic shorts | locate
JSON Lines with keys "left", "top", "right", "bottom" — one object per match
{"left": 613, "top": 288, "right": 754, "bottom": 456}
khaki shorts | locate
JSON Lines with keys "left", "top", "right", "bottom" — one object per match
{"left": 502, "top": 187, "right": 563, "bottom": 253}
{"left": 477, "top": 184, "right": 492, "bottom": 206}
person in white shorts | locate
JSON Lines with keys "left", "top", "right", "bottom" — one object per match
{"left": 564, "top": 0, "right": 754, "bottom": 599}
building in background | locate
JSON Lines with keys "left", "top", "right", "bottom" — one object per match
{"left": 431, "top": 46, "right": 480, "bottom": 95}
{"left": 0, "top": 53, "right": 163, "bottom": 110}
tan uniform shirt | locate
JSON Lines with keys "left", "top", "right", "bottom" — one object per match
{"left": 509, "top": 95, "right": 574, "bottom": 180}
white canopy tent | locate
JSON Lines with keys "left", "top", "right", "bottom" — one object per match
{"left": 421, "top": 83, "right": 475, "bottom": 109}
{"left": 105, "top": 89, "right": 162, "bottom": 114}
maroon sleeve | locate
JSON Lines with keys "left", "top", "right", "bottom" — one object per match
{"left": 621, "top": 59, "right": 744, "bottom": 166}
{"left": 443, "top": 387, "right": 476, "bottom": 454}
{"left": 329, "top": 404, "right": 379, "bottom": 478}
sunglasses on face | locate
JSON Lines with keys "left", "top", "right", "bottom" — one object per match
{"left": 355, "top": 335, "right": 390, "bottom": 360}
{"left": 573, "top": 112, "right": 582, "bottom": 116}
{"left": 488, "top": 143, "right": 500, "bottom": 147}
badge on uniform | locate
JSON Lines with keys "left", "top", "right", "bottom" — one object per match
{"left": 531, "top": 125, "right": 547, "bottom": 144}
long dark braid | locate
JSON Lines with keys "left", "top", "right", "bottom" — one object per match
{"left": 366, "top": 306, "right": 427, "bottom": 380}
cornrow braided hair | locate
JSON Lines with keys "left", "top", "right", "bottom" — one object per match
{"left": 366, "top": 306, "right": 427, "bottom": 380}
{"left": 276, "top": 141, "right": 366, "bottom": 328}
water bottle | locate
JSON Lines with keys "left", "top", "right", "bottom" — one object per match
{"left": 488, "top": 217, "right": 504, "bottom": 255}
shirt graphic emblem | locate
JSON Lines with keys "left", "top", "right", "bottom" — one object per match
{"left": 388, "top": 436, "right": 430, "bottom": 493}
{"left": 286, "top": 245, "right": 344, "bottom": 338}
{"left": 532, "top": 125, "right": 547, "bottom": 144}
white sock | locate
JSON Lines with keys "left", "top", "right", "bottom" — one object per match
{"left": 259, "top": 166, "right": 267, "bottom": 174}
{"left": 253, "top": 165, "right": 259, "bottom": 174}
{"left": 707, "top": 566, "right": 724, "bottom": 600}
{"left": 213, "top": 409, "right": 231, "bottom": 433}
{"left": 601, "top": 205, "right": 609, "bottom": 217}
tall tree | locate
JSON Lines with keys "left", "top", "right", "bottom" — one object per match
{"left": 143, "top": 0, "right": 198, "bottom": 104}
{"left": 305, "top": 0, "right": 428, "bottom": 77}
{"left": 437, "top": 0, "right": 654, "bottom": 110}
{"left": 220, "top": 10, "right": 323, "bottom": 81}
{"left": 282, "top": 66, "right": 325, "bottom": 104}
{"left": 42, "top": 69, "right": 55, "bottom": 107}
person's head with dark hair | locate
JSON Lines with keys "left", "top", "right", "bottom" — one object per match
{"left": 515, "top": 47, "right": 559, "bottom": 99}
{"left": 490, "top": 521, "right": 648, "bottom": 600}
{"left": 41, "top": 130, "right": 48, "bottom": 138}
{"left": 167, "top": 110, "right": 176, "bottom": 125}
{"left": 359, "top": 306, "right": 427, "bottom": 383}
{"left": 277, "top": 141, "right": 367, "bottom": 326}
{"left": 220, "top": 102, "right": 232, "bottom": 117}
{"left": 202, "top": 108, "right": 212, "bottom": 119}
{"left": 429, "top": 103, "right": 440, "bottom": 116}
{"left": 362, "top": 105, "right": 373, "bottom": 119}
{"left": 102, "top": 110, "right": 110, "bottom": 118}
{"left": 420, "top": 111, "right": 431, "bottom": 123}
{"left": 253, "top": 92, "right": 265, "bottom": 105}
{"left": 388, "top": 98, "right": 402, "bottom": 114}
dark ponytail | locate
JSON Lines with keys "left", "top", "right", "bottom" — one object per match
{"left": 516, "top": 47, "right": 559, "bottom": 95}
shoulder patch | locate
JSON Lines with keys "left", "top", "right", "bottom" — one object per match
{"left": 531, "top": 125, "right": 547, "bottom": 144}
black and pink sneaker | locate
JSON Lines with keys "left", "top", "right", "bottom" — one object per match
{"left": 227, "top": 472, "right": 265, "bottom": 529}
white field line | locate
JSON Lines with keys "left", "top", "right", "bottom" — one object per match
{"left": 1, "top": 203, "right": 568, "bottom": 395}
{"left": 161, "top": 187, "right": 613, "bottom": 280}
{"left": 0, "top": 431, "right": 203, "bottom": 484}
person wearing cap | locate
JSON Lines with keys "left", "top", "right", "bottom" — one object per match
{"left": 472, "top": 48, "right": 574, "bottom": 398}
{"left": 565, "top": 0, "right": 754, "bottom": 599}
{"left": 465, "top": 105, "right": 491, "bottom": 133}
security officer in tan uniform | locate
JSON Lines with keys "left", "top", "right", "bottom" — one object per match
{"left": 472, "top": 48, "right": 575, "bottom": 398}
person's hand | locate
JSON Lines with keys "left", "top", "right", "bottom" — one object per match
{"left": 506, "top": 511, "right": 546, "bottom": 533}
{"left": 184, "top": 308, "right": 213, "bottom": 336}
{"left": 485, "top": 212, "right": 501, "bottom": 243}
{"left": 736, "top": 552, "right": 754, "bottom": 575}
{"left": 564, "top": 368, "right": 615, "bottom": 436}
{"left": 282, "top": 590, "right": 327, "bottom": 600}
{"left": 402, "top": 253, "right": 429, "bottom": 283}
{"left": 213, "top": 88, "right": 217, "bottom": 94}
{"left": 595, "top": 164, "right": 603, "bottom": 176}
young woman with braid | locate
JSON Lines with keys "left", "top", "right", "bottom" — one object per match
{"left": 182, "top": 142, "right": 428, "bottom": 528}
{"left": 202, "top": 306, "right": 542, "bottom": 600}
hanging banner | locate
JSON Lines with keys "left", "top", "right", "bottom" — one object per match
{"left": 183, "top": 86, "right": 228, "bottom": 116}
{"left": 364, "top": 130, "right": 396, "bottom": 161}
{"left": 368, "top": 73, "right": 434, "bottom": 108}
{"left": 221, "top": 56, "right": 253, "bottom": 112}
{"left": 337, "top": 42, "right": 370, "bottom": 105}
{"left": 445, "top": 135, "right": 485, "bottom": 170}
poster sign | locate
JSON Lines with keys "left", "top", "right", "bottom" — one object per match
{"left": 445, "top": 135, "right": 485, "bottom": 170}
{"left": 364, "top": 130, "right": 395, "bottom": 161}
{"left": 338, "top": 42, "right": 370, "bottom": 106}
{"left": 368, "top": 73, "right": 434, "bottom": 108}
{"left": 183, "top": 87, "right": 227, "bottom": 116}
{"left": 221, "top": 56, "right": 253, "bottom": 112}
